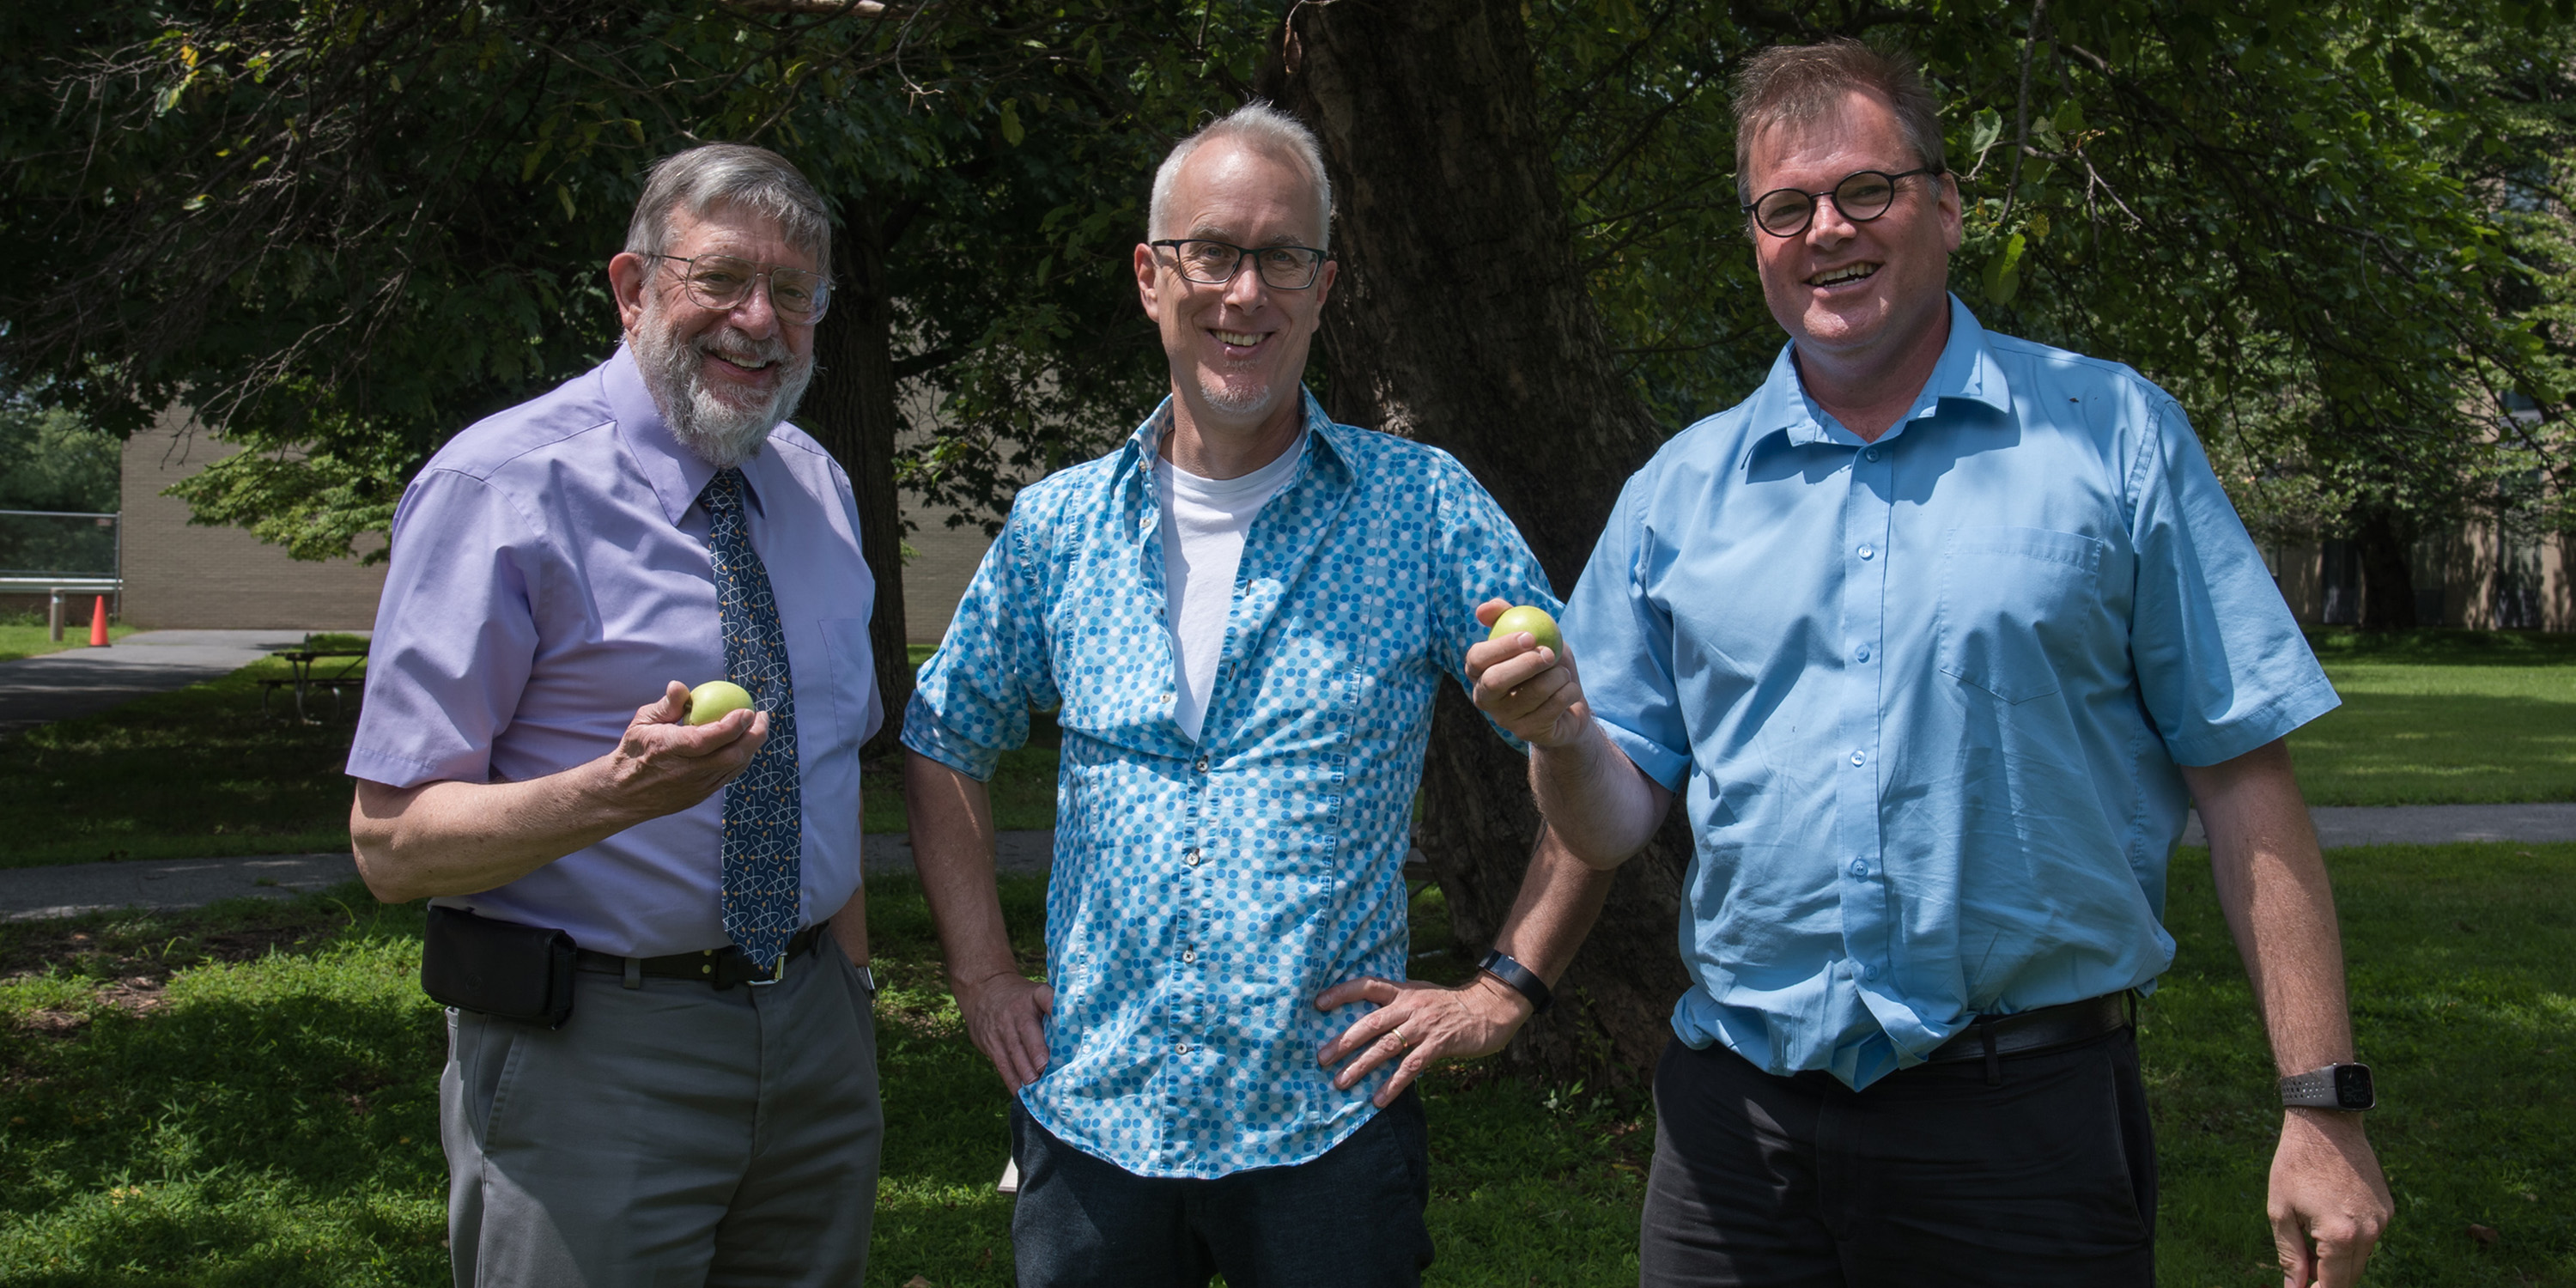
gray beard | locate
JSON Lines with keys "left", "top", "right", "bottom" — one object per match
{"left": 1199, "top": 368, "right": 1283, "bottom": 419}
{"left": 633, "top": 301, "right": 814, "bottom": 468}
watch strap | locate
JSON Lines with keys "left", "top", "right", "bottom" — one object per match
{"left": 2278, "top": 1062, "right": 2373, "bottom": 1110}
{"left": 1477, "top": 949, "right": 1553, "bottom": 1015}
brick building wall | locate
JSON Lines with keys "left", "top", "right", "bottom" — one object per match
{"left": 120, "top": 408, "right": 389, "bottom": 629}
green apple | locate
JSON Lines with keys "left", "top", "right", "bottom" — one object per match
{"left": 1487, "top": 605, "right": 1564, "bottom": 653}
{"left": 684, "top": 679, "right": 754, "bottom": 726}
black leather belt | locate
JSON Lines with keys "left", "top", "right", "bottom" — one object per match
{"left": 1924, "top": 991, "right": 2133, "bottom": 1067}
{"left": 575, "top": 924, "right": 827, "bottom": 990}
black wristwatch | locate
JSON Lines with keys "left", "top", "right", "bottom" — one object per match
{"left": 1477, "top": 950, "right": 1553, "bottom": 1015}
{"left": 2278, "top": 1062, "right": 2374, "bottom": 1111}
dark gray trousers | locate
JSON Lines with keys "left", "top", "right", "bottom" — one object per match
{"left": 440, "top": 934, "right": 882, "bottom": 1287}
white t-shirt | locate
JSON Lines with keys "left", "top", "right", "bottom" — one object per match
{"left": 1154, "top": 434, "right": 1308, "bottom": 741}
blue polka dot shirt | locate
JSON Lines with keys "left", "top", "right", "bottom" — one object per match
{"left": 903, "top": 391, "right": 1558, "bottom": 1178}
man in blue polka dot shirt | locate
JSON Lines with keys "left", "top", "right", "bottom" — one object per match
{"left": 902, "top": 103, "right": 1614, "bottom": 1286}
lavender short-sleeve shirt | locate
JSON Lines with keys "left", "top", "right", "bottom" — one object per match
{"left": 348, "top": 348, "right": 879, "bottom": 957}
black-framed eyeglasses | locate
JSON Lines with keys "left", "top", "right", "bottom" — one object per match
{"left": 1151, "top": 239, "right": 1328, "bottom": 290}
{"left": 648, "top": 252, "right": 832, "bottom": 324}
{"left": 1741, "top": 167, "right": 1944, "bottom": 238}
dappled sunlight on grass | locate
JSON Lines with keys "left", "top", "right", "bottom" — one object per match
{"left": 2288, "top": 632, "right": 2576, "bottom": 805}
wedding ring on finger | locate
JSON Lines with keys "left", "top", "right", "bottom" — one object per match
{"left": 1389, "top": 1025, "right": 1409, "bottom": 1049}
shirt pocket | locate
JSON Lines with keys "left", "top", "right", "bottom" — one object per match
{"left": 818, "top": 617, "right": 881, "bottom": 746}
{"left": 1936, "top": 527, "right": 2105, "bottom": 705}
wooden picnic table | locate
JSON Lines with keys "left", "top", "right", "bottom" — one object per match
{"left": 263, "top": 644, "right": 368, "bottom": 722}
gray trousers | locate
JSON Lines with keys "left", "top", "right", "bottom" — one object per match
{"left": 440, "top": 934, "right": 882, "bottom": 1287}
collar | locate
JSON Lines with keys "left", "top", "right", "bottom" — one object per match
{"left": 1114, "top": 386, "right": 1353, "bottom": 495}
{"left": 605, "top": 343, "right": 757, "bottom": 524}
{"left": 1752, "top": 294, "right": 2013, "bottom": 450}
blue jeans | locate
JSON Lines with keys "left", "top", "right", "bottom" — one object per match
{"left": 1009, "top": 1091, "right": 1433, "bottom": 1288}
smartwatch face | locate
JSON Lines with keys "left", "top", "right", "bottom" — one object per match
{"left": 2333, "top": 1063, "right": 2377, "bottom": 1110}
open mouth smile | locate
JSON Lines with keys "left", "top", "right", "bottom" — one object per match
{"left": 1807, "top": 262, "right": 1880, "bottom": 289}
{"left": 1211, "top": 328, "right": 1271, "bottom": 355}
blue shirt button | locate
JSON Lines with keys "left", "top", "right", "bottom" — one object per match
{"left": 1850, "top": 859, "right": 1869, "bottom": 877}
{"left": 1857, "top": 544, "right": 1874, "bottom": 561}
{"left": 1864, "top": 447, "right": 1881, "bottom": 462}
{"left": 1194, "top": 757, "right": 1209, "bottom": 773}
{"left": 1850, "top": 750, "right": 1866, "bottom": 766}
{"left": 1855, "top": 645, "right": 1871, "bottom": 662}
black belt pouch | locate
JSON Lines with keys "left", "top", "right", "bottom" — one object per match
{"left": 421, "top": 904, "right": 578, "bottom": 1029}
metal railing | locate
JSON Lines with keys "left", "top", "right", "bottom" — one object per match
{"left": 0, "top": 509, "right": 123, "bottom": 640}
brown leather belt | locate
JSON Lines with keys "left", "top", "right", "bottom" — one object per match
{"left": 574, "top": 924, "right": 826, "bottom": 990}
{"left": 1923, "top": 991, "right": 2133, "bottom": 1066}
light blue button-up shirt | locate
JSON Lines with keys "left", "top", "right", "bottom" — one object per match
{"left": 349, "top": 349, "right": 880, "bottom": 958}
{"left": 904, "top": 392, "right": 1556, "bottom": 1177}
{"left": 1563, "top": 297, "right": 2336, "bottom": 1089}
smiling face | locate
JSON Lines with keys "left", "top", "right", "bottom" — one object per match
{"left": 1133, "top": 141, "right": 1337, "bottom": 459}
{"left": 610, "top": 204, "right": 818, "bottom": 466}
{"left": 1746, "top": 88, "right": 1961, "bottom": 382}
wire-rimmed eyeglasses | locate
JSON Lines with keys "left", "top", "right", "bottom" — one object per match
{"left": 648, "top": 252, "right": 832, "bottom": 324}
{"left": 1741, "top": 167, "right": 1944, "bottom": 238}
{"left": 1151, "top": 239, "right": 1328, "bottom": 290}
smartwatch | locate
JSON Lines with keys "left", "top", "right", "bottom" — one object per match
{"left": 1477, "top": 950, "right": 1553, "bottom": 1015}
{"left": 2278, "top": 1062, "right": 2375, "bottom": 1111}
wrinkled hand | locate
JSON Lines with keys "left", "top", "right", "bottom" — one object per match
{"left": 599, "top": 681, "right": 770, "bottom": 818}
{"left": 1465, "top": 598, "right": 1590, "bottom": 750}
{"left": 1315, "top": 973, "right": 1535, "bottom": 1107}
{"left": 956, "top": 969, "right": 1054, "bottom": 1091}
{"left": 2270, "top": 1110, "right": 2392, "bottom": 1287}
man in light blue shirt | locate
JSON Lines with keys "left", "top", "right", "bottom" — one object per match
{"left": 903, "top": 104, "right": 1611, "bottom": 1286}
{"left": 1470, "top": 41, "right": 2391, "bottom": 1288}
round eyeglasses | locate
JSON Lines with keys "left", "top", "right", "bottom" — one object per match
{"left": 648, "top": 252, "right": 832, "bottom": 324}
{"left": 1741, "top": 167, "right": 1944, "bottom": 238}
{"left": 1151, "top": 239, "right": 1327, "bottom": 290}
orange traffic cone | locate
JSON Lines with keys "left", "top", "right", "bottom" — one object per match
{"left": 88, "top": 596, "right": 109, "bottom": 647}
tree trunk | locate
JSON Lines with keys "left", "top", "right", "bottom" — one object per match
{"left": 805, "top": 210, "right": 914, "bottom": 756}
{"left": 2353, "top": 506, "right": 2418, "bottom": 632}
{"left": 1274, "top": 0, "right": 1697, "bottom": 1083}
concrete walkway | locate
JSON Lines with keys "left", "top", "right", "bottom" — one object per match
{"left": 0, "top": 629, "right": 325, "bottom": 738}
{"left": 7, "top": 806, "right": 2576, "bottom": 922}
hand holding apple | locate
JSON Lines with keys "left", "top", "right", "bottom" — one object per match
{"left": 592, "top": 679, "right": 771, "bottom": 821}
{"left": 1466, "top": 598, "right": 1591, "bottom": 749}
{"left": 684, "top": 679, "right": 755, "bottom": 726}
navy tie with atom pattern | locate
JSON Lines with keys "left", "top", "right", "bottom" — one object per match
{"left": 702, "top": 468, "right": 801, "bottom": 974}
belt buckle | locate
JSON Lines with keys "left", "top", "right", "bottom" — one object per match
{"left": 745, "top": 954, "right": 787, "bottom": 987}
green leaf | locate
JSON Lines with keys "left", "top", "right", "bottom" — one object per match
{"left": 1969, "top": 106, "right": 2003, "bottom": 156}
{"left": 1982, "top": 233, "right": 2027, "bottom": 306}
{"left": 2051, "top": 100, "right": 2086, "bottom": 135}
{"left": 999, "top": 100, "right": 1024, "bottom": 146}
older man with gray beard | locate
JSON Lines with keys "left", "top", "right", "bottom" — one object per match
{"left": 349, "top": 143, "right": 884, "bottom": 1286}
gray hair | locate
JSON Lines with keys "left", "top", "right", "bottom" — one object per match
{"left": 625, "top": 143, "right": 833, "bottom": 276}
{"left": 1148, "top": 102, "right": 1333, "bottom": 252}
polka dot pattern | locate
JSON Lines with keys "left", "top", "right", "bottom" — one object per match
{"left": 903, "top": 392, "right": 1559, "bottom": 1178}
{"left": 703, "top": 467, "right": 802, "bottom": 975}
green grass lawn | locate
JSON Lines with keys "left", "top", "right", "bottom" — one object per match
{"left": 0, "top": 644, "right": 1060, "bottom": 868}
{"left": 3, "top": 843, "right": 2568, "bottom": 1285}
{"left": 2289, "top": 629, "right": 2576, "bottom": 807}
{"left": 0, "top": 622, "right": 139, "bottom": 664}
{"left": 7, "top": 625, "right": 2574, "bottom": 869}
{"left": 0, "top": 655, "right": 367, "bottom": 868}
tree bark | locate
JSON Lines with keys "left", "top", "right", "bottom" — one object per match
{"left": 805, "top": 209, "right": 914, "bottom": 756}
{"left": 2352, "top": 505, "right": 2419, "bottom": 632}
{"left": 1274, "top": 0, "right": 1697, "bottom": 1082}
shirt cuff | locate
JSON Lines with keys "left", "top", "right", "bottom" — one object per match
{"left": 899, "top": 713, "right": 1003, "bottom": 783}
{"left": 1595, "top": 718, "right": 1691, "bottom": 793}
{"left": 2166, "top": 671, "right": 2342, "bottom": 768}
